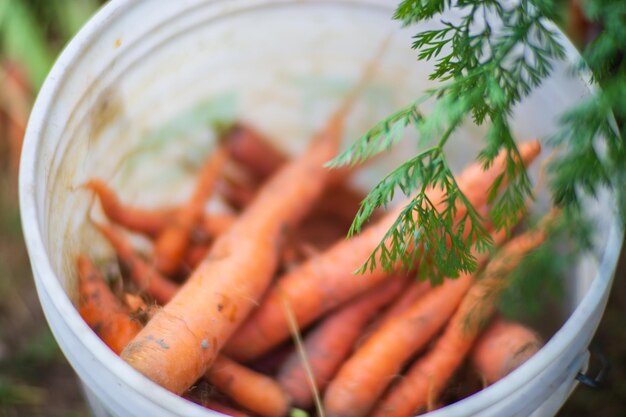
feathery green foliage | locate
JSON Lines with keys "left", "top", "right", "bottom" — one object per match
{"left": 331, "top": 0, "right": 584, "bottom": 283}
{"left": 548, "top": 0, "right": 626, "bottom": 217}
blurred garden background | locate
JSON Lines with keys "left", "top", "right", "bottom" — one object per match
{"left": 0, "top": 1, "right": 624, "bottom": 416}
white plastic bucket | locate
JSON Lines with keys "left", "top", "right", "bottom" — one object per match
{"left": 19, "top": 1, "right": 623, "bottom": 417}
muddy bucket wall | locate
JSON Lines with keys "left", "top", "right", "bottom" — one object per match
{"left": 19, "top": 1, "right": 623, "bottom": 417}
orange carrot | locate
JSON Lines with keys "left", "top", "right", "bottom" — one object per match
{"left": 370, "top": 227, "right": 548, "bottom": 417}
{"left": 322, "top": 225, "right": 511, "bottom": 417}
{"left": 77, "top": 255, "right": 142, "bottom": 355}
{"left": 153, "top": 145, "right": 228, "bottom": 275}
{"left": 225, "top": 123, "right": 287, "bottom": 180}
{"left": 120, "top": 74, "right": 367, "bottom": 394}
{"left": 85, "top": 179, "right": 175, "bottom": 237}
{"left": 291, "top": 213, "right": 351, "bottom": 252}
{"left": 218, "top": 175, "right": 257, "bottom": 210}
{"left": 277, "top": 276, "right": 408, "bottom": 409}
{"left": 223, "top": 122, "right": 366, "bottom": 226}
{"left": 86, "top": 178, "right": 236, "bottom": 243}
{"left": 314, "top": 184, "right": 368, "bottom": 226}
{"left": 379, "top": 280, "right": 431, "bottom": 324}
{"left": 79, "top": 270, "right": 289, "bottom": 417}
{"left": 183, "top": 243, "right": 212, "bottom": 272}
{"left": 224, "top": 122, "right": 355, "bottom": 186}
{"left": 196, "top": 213, "right": 237, "bottom": 241}
{"left": 209, "top": 355, "right": 291, "bottom": 417}
{"left": 357, "top": 280, "right": 432, "bottom": 346}
{"left": 224, "top": 140, "right": 541, "bottom": 362}
{"left": 204, "top": 400, "right": 253, "bottom": 417}
{"left": 471, "top": 318, "right": 542, "bottom": 386}
{"left": 94, "top": 222, "right": 178, "bottom": 304}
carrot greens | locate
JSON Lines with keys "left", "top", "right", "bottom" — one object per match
{"left": 330, "top": 0, "right": 624, "bottom": 283}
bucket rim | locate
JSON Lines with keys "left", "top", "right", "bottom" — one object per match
{"left": 18, "top": 0, "right": 625, "bottom": 416}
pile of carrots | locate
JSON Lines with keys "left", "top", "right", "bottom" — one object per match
{"left": 76, "top": 93, "right": 552, "bottom": 417}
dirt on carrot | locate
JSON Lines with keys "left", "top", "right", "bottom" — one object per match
{"left": 76, "top": 255, "right": 142, "bottom": 355}
{"left": 78, "top": 254, "right": 291, "bottom": 417}
{"left": 93, "top": 222, "right": 179, "bottom": 304}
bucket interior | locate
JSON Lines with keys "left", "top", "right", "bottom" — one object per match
{"left": 24, "top": 0, "right": 619, "bottom": 415}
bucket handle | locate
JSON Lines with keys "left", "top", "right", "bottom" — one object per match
{"left": 575, "top": 345, "right": 609, "bottom": 388}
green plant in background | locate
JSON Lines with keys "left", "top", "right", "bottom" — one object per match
{"left": 0, "top": 2, "right": 102, "bottom": 416}
{"left": 331, "top": 0, "right": 625, "bottom": 284}
{"left": 0, "top": 0, "right": 100, "bottom": 88}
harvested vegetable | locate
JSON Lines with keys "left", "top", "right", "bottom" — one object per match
{"left": 76, "top": 81, "right": 550, "bottom": 417}
{"left": 86, "top": 178, "right": 235, "bottom": 242}
{"left": 371, "top": 280, "right": 431, "bottom": 329}
{"left": 120, "top": 81, "right": 363, "bottom": 395}
{"left": 77, "top": 255, "right": 142, "bottom": 355}
{"left": 471, "top": 318, "right": 543, "bottom": 386}
{"left": 224, "top": 123, "right": 287, "bottom": 180}
{"left": 323, "top": 225, "right": 511, "bottom": 417}
{"left": 224, "top": 140, "right": 541, "bottom": 362}
{"left": 153, "top": 145, "right": 228, "bottom": 275}
{"left": 277, "top": 276, "right": 408, "bottom": 409}
{"left": 84, "top": 179, "right": 174, "bottom": 237}
{"left": 78, "top": 255, "right": 290, "bottom": 417}
{"left": 370, "top": 225, "right": 549, "bottom": 417}
{"left": 94, "top": 222, "right": 178, "bottom": 304}
{"left": 210, "top": 355, "right": 291, "bottom": 417}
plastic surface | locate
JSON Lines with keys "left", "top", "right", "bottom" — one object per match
{"left": 19, "top": 1, "right": 623, "bottom": 416}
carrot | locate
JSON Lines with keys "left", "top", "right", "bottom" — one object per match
{"left": 120, "top": 68, "right": 370, "bottom": 394}
{"left": 224, "top": 122, "right": 355, "bottom": 187}
{"left": 370, "top": 227, "right": 549, "bottom": 417}
{"left": 358, "top": 280, "right": 432, "bottom": 345}
{"left": 77, "top": 255, "right": 142, "bottom": 355}
{"left": 224, "top": 140, "right": 541, "bottom": 362}
{"left": 314, "top": 184, "right": 368, "bottom": 226}
{"left": 379, "top": 280, "right": 431, "bottom": 321}
{"left": 218, "top": 175, "right": 257, "bottom": 210}
{"left": 84, "top": 179, "right": 174, "bottom": 237}
{"left": 322, "top": 225, "right": 511, "bottom": 417}
{"left": 471, "top": 318, "right": 542, "bottom": 386}
{"left": 120, "top": 298, "right": 290, "bottom": 416}
{"left": 277, "top": 276, "right": 408, "bottom": 409}
{"left": 223, "top": 122, "right": 366, "bottom": 227}
{"left": 196, "top": 213, "right": 237, "bottom": 242}
{"left": 153, "top": 145, "right": 229, "bottom": 275}
{"left": 183, "top": 243, "right": 212, "bottom": 271}
{"left": 86, "top": 177, "right": 237, "bottom": 243}
{"left": 363, "top": 207, "right": 492, "bottom": 336}
{"left": 209, "top": 355, "right": 291, "bottom": 417}
{"left": 224, "top": 123, "right": 288, "bottom": 180}
{"left": 290, "top": 211, "right": 352, "bottom": 251}
{"left": 79, "top": 266, "right": 290, "bottom": 417}
{"left": 203, "top": 400, "right": 253, "bottom": 417}
{"left": 94, "top": 222, "right": 178, "bottom": 304}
